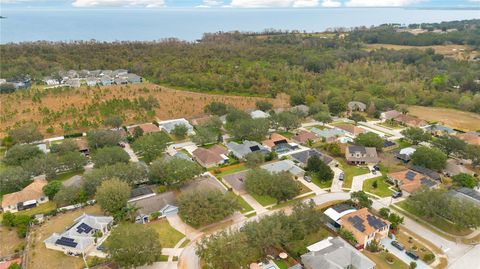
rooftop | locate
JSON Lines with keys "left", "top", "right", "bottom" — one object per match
{"left": 2, "top": 178, "right": 48, "bottom": 208}
{"left": 260, "top": 160, "right": 304, "bottom": 177}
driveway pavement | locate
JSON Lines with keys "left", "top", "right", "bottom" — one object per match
{"left": 123, "top": 143, "right": 139, "bottom": 162}
{"left": 330, "top": 166, "right": 344, "bottom": 192}
{"left": 298, "top": 176, "right": 326, "bottom": 195}
{"left": 381, "top": 236, "right": 431, "bottom": 269}
{"left": 241, "top": 194, "right": 268, "bottom": 214}
{"left": 351, "top": 168, "right": 381, "bottom": 192}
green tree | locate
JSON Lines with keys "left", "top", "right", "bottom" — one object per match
{"left": 328, "top": 97, "right": 346, "bottom": 115}
{"left": 245, "top": 152, "right": 265, "bottom": 168}
{"left": 87, "top": 129, "right": 122, "bottom": 149}
{"left": 50, "top": 139, "right": 79, "bottom": 155}
{"left": 306, "top": 155, "right": 334, "bottom": 182}
{"left": 323, "top": 143, "right": 341, "bottom": 156}
{"left": 204, "top": 102, "right": 228, "bottom": 116}
{"left": 42, "top": 180, "right": 62, "bottom": 199}
{"left": 256, "top": 100, "right": 273, "bottom": 111}
{"left": 350, "top": 191, "right": 372, "bottom": 209}
{"left": 149, "top": 157, "right": 202, "bottom": 187}
{"left": 411, "top": 146, "right": 447, "bottom": 171}
{"left": 178, "top": 190, "right": 239, "bottom": 227}
{"left": 8, "top": 123, "right": 43, "bottom": 144}
{"left": 192, "top": 126, "right": 219, "bottom": 145}
{"left": 60, "top": 151, "right": 87, "bottom": 171}
{"left": 313, "top": 112, "right": 332, "bottom": 123}
{"left": 171, "top": 124, "right": 188, "bottom": 138}
{"left": 274, "top": 111, "right": 301, "bottom": 131}
{"left": 433, "top": 136, "right": 467, "bottom": 156}
{"left": 103, "top": 115, "right": 123, "bottom": 128}
{"left": 290, "top": 94, "right": 305, "bottom": 106}
{"left": 92, "top": 146, "right": 130, "bottom": 168}
{"left": 96, "top": 178, "right": 131, "bottom": 215}
{"left": 0, "top": 166, "right": 31, "bottom": 194}
{"left": 400, "top": 127, "right": 431, "bottom": 145}
{"left": 338, "top": 227, "right": 357, "bottom": 245}
{"left": 452, "top": 173, "right": 478, "bottom": 188}
{"left": 54, "top": 185, "right": 88, "bottom": 206}
{"left": 354, "top": 132, "right": 384, "bottom": 150}
{"left": 245, "top": 169, "right": 300, "bottom": 202}
{"left": 105, "top": 223, "right": 162, "bottom": 269}
{"left": 348, "top": 113, "right": 366, "bottom": 124}
{"left": 3, "top": 144, "right": 43, "bottom": 166}
{"left": 230, "top": 118, "right": 269, "bottom": 141}
{"left": 131, "top": 132, "right": 171, "bottom": 163}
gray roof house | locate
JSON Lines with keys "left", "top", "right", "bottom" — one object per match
{"left": 261, "top": 160, "right": 305, "bottom": 177}
{"left": 125, "top": 73, "right": 142, "bottom": 84}
{"left": 289, "top": 105, "right": 310, "bottom": 115}
{"left": 226, "top": 140, "right": 270, "bottom": 159}
{"left": 44, "top": 214, "right": 113, "bottom": 255}
{"left": 129, "top": 191, "right": 178, "bottom": 223}
{"left": 290, "top": 149, "right": 335, "bottom": 167}
{"left": 302, "top": 236, "right": 375, "bottom": 269}
{"left": 114, "top": 77, "right": 128, "bottom": 85}
{"left": 347, "top": 101, "right": 367, "bottom": 112}
{"left": 449, "top": 187, "right": 480, "bottom": 206}
{"left": 250, "top": 110, "right": 270, "bottom": 119}
{"left": 158, "top": 118, "right": 195, "bottom": 135}
{"left": 424, "top": 124, "right": 457, "bottom": 136}
{"left": 310, "top": 127, "right": 346, "bottom": 143}
{"left": 100, "top": 75, "right": 113, "bottom": 86}
{"left": 86, "top": 77, "right": 98, "bottom": 87}
{"left": 345, "top": 145, "right": 379, "bottom": 165}
{"left": 65, "top": 78, "right": 81, "bottom": 88}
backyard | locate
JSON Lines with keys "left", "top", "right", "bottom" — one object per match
{"left": 146, "top": 219, "right": 185, "bottom": 248}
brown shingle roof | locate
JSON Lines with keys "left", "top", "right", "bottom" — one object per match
{"left": 262, "top": 133, "right": 291, "bottom": 148}
{"left": 340, "top": 208, "right": 390, "bottom": 246}
{"left": 335, "top": 124, "right": 367, "bottom": 136}
{"left": 127, "top": 123, "right": 160, "bottom": 135}
{"left": 387, "top": 169, "right": 437, "bottom": 193}
{"left": 74, "top": 138, "right": 89, "bottom": 151}
{"left": 457, "top": 132, "right": 480, "bottom": 146}
{"left": 209, "top": 144, "right": 228, "bottom": 156}
{"left": 192, "top": 147, "right": 224, "bottom": 166}
{"left": 393, "top": 114, "right": 427, "bottom": 127}
{"left": 293, "top": 130, "right": 317, "bottom": 143}
{"left": 1, "top": 179, "right": 48, "bottom": 208}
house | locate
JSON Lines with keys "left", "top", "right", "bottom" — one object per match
{"left": 127, "top": 123, "right": 160, "bottom": 136}
{"left": 44, "top": 214, "right": 113, "bottom": 255}
{"left": 394, "top": 146, "right": 416, "bottom": 162}
{"left": 192, "top": 146, "right": 229, "bottom": 168}
{"left": 67, "top": 70, "right": 78, "bottom": 78}
{"left": 100, "top": 75, "right": 113, "bottom": 86}
{"left": 128, "top": 186, "right": 156, "bottom": 202}
{"left": 411, "top": 165, "right": 441, "bottom": 181}
{"left": 65, "top": 78, "right": 81, "bottom": 88}
{"left": 86, "top": 77, "right": 98, "bottom": 87}
{"left": 387, "top": 169, "right": 438, "bottom": 193}
{"left": 335, "top": 124, "right": 367, "bottom": 137}
{"left": 125, "top": 73, "right": 142, "bottom": 84}
{"left": 393, "top": 114, "right": 427, "bottom": 128}
{"left": 158, "top": 118, "right": 195, "bottom": 135}
{"left": 101, "top": 70, "right": 113, "bottom": 77}
{"left": 226, "top": 140, "right": 270, "bottom": 160}
{"left": 1, "top": 178, "right": 49, "bottom": 213}
{"left": 424, "top": 124, "right": 456, "bottom": 136}
{"left": 380, "top": 110, "right": 401, "bottom": 121}
{"left": 44, "top": 77, "right": 60, "bottom": 86}
{"left": 190, "top": 115, "right": 213, "bottom": 126}
{"left": 383, "top": 140, "right": 396, "bottom": 150}
{"left": 180, "top": 174, "right": 228, "bottom": 194}
{"left": 449, "top": 187, "right": 480, "bottom": 207}
{"left": 345, "top": 145, "right": 379, "bottom": 165}
{"left": 444, "top": 159, "right": 475, "bottom": 177}
{"left": 260, "top": 160, "right": 305, "bottom": 178}
{"left": 290, "top": 149, "right": 335, "bottom": 167}
{"left": 164, "top": 151, "right": 192, "bottom": 162}
{"left": 339, "top": 208, "right": 390, "bottom": 248}
{"left": 292, "top": 130, "right": 318, "bottom": 144}
{"left": 78, "top": 70, "right": 90, "bottom": 78}
{"left": 457, "top": 132, "right": 480, "bottom": 146}
{"left": 129, "top": 191, "right": 178, "bottom": 223}
{"left": 250, "top": 110, "right": 270, "bottom": 119}
{"left": 310, "top": 127, "right": 346, "bottom": 143}
{"left": 302, "top": 236, "right": 375, "bottom": 269}
{"left": 289, "top": 105, "right": 310, "bottom": 115}
{"left": 262, "top": 133, "right": 299, "bottom": 154}
{"left": 74, "top": 138, "right": 90, "bottom": 156}
{"left": 323, "top": 204, "right": 357, "bottom": 228}
{"left": 113, "top": 69, "right": 128, "bottom": 77}
{"left": 347, "top": 101, "right": 366, "bottom": 113}
{"left": 114, "top": 77, "right": 128, "bottom": 85}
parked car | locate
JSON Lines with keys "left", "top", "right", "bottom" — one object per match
{"left": 371, "top": 170, "right": 377, "bottom": 175}
{"left": 406, "top": 250, "right": 419, "bottom": 260}
{"left": 392, "top": 191, "right": 403, "bottom": 198}
{"left": 391, "top": 241, "right": 405, "bottom": 251}
{"left": 304, "top": 176, "right": 312, "bottom": 183}
{"left": 339, "top": 173, "right": 344, "bottom": 181}
{"left": 373, "top": 165, "right": 380, "bottom": 171}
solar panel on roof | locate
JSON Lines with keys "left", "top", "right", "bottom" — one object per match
{"left": 56, "top": 237, "right": 78, "bottom": 248}
{"left": 405, "top": 171, "right": 417, "bottom": 181}
{"left": 60, "top": 237, "right": 74, "bottom": 242}
{"left": 76, "top": 223, "right": 93, "bottom": 234}
{"left": 273, "top": 139, "right": 288, "bottom": 145}
{"left": 249, "top": 145, "right": 260, "bottom": 152}
{"left": 348, "top": 216, "right": 366, "bottom": 232}
{"left": 367, "top": 215, "right": 386, "bottom": 229}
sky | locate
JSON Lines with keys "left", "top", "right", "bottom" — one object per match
{"left": 1, "top": 0, "right": 479, "bottom": 9}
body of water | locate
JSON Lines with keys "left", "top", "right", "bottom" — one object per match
{"left": 0, "top": 8, "right": 479, "bottom": 43}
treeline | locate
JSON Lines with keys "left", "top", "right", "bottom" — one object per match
{"left": 1, "top": 19, "right": 479, "bottom": 113}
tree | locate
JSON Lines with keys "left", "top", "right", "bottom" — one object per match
{"left": 411, "top": 146, "right": 447, "bottom": 171}
{"left": 400, "top": 127, "right": 431, "bottom": 145}
{"left": 308, "top": 102, "right": 329, "bottom": 116}
{"left": 225, "top": 108, "right": 250, "bottom": 125}
{"left": 410, "top": 262, "right": 417, "bottom": 269}
{"left": 230, "top": 118, "right": 269, "bottom": 141}
{"left": 290, "top": 94, "right": 305, "bottom": 106}
{"left": 87, "top": 129, "right": 122, "bottom": 149}
{"left": 149, "top": 157, "right": 202, "bottom": 187}
{"left": 204, "top": 102, "right": 228, "bottom": 116}
{"left": 96, "top": 178, "right": 131, "bottom": 215}
{"left": 256, "top": 100, "right": 273, "bottom": 111}
{"left": 350, "top": 191, "right": 372, "bottom": 209}
{"left": 348, "top": 113, "right": 366, "bottom": 124}
{"left": 433, "top": 136, "right": 467, "bottom": 157}
{"left": 41, "top": 179, "right": 62, "bottom": 198}
{"left": 3, "top": 144, "right": 43, "bottom": 166}
{"left": 54, "top": 185, "right": 87, "bottom": 206}
{"left": 105, "top": 223, "right": 162, "bottom": 269}
{"left": 338, "top": 227, "right": 357, "bottom": 245}
{"left": 103, "top": 115, "right": 123, "bottom": 128}
{"left": 192, "top": 126, "right": 219, "bottom": 145}
{"left": 92, "top": 146, "right": 130, "bottom": 168}
{"left": 131, "top": 126, "right": 144, "bottom": 140}
{"left": 274, "top": 111, "right": 300, "bottom": 131}
{"left": 50, "top": 139, "right": 78, "bottom": 155}
{"left": 171, "top": 124, "right": 188, "bottom": 138}
{"left": 59, "top": 151, "right": 86, "bottom": 171}
{"left": 452, "top": 173, "right": 478, "bottom": 188}
{"left": 245, "top": 152, "right": 265, "bottom": 168}
{"left": 8, "top": 124, "right": 43, "bottom": 143}
{"left": 245, "top": 169, "right": 300, "bottom": 202}
{"left": 306, "top": 155, "right": 334, "bottom": 182}
{"left": 178, "top": 190, "right": 239, "bottom": 227}
{"left": 354, "top": 132, "right": 384, "bottom": 150}
{"left": 323, "top": 143, "right": 341, "bottom": 156}
{"left": 0, "top": 83, "right": 16, "bottom": 94}
{"left": 313, "top": 112, "right": 332, "bottom": 123}
{"left": 328, "top": 97, "right": 346, "bottom": 115}
{"left": 131, "top": 132, "right": 171, "bottom": 163}
{"left": 0, "top": 166, "right": 31, "bottom": 194}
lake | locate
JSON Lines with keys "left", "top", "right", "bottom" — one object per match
{"left": 0, "top": 8, "right": 479, "bottom": 43}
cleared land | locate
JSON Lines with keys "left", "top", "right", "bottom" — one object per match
{"left": 0, "top": 83, "right": 289, "bottom": 136}
{"left": 408, "top": 106, "right": 480, "bottom": 132}
{"left": 365, "top": 44, "right": 478, "bottom": 60}
{"left": 0, "top": 225, "right": 23, "bottom": 257}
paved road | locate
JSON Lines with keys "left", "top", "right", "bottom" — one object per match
{"left": 358, "top": 121, "right": 404, "bottom": 140}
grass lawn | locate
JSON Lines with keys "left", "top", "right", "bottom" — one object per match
{"left": 273, "top": 260, "right": 288, "bottom": 269}
{"left": 251, "top": 193, "right": 277, "bottom": 206}
{"left": 271, "top": 194, "right": 316, "bottom": 210}
{"left": 284, "top": 228, "right": 331, "bottom": 257}
{"left": 212, "top": 163, "right": 248, "bottom": 178}
{"left": 336, "top": 158, "right": 368, "bottom": 189}
{"left": 395, "top": 230, "right": 436, "bottom": 264}
{"left": 51, "top": 169, "right": 85, "bottom": 182}
{"left": 179, "top": 239, "right": 191, "bottom": 248}
{"left": 396, "top": 139, "right": 412, "bottom": 150}
{"left": 225, "top": 192, "right": 254, "bottom": 213}
{"left": 15, "top": 201, "right": 57, "bottom": 217}
{"left": 363, "top": 176, "right": 394, "bottom": 197}
{"left": 310, "top": 173, "right": 332, "bottom": 189}
{"left": 363, "top": 251, "right": 409, "bottom": 269}
{"left": 308, "top": 125, "right": 326, "bottom": 130}
{"left": 277, "top": 131, "right": 294, "bottom": 139}
{"left": 146, "top": 219, "right": 185, "bottom": 248}
{"left": 396, "top": 201, "right": 472, "bottom": 236}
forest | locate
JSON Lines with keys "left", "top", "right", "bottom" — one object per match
{"left": 1, "top": 19, "right": 479, "bottom": 113}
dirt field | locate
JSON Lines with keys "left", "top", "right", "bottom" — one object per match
{"left": 408, "top": 106, "right": 480, "bottom": 132}
{"left": 26, "top": 205, "right": 103, "bottom": 269}
{"left": 365, "top": 44, "right": 478, "bottom": 60}
{"left": 0, "top": 83, "right": 289, "bottom": 137}
{"left": 0, "top": 225, "right": 23, "bottom": 257}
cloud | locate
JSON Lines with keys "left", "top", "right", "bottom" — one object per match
{"left": 345, "top": 0, "right": 425, "bottom": 6}
{"left": 321, "top": 0, "right": 341, "bottom": 7}
{"left": 196, "top": 0, "right": 223, "bottom": 7}
{"left": 71, "top": 0, "right": 165, "bottom": 8}
{"left": 228, "top": 0, "right": 321, "bottom": 7}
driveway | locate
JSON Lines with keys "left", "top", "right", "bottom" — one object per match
{"left": 241, "top": 194, "right": 268, "bottom": 214}
{"left": 298, "top": 176, "right": 326, "bottom": 195}
{"left": 351, "top": 168, "right": 381, "bottom": 192}
{"left": 123, "top": 143, "right": 139, "bottom": 162}
{"left": 330, "top": 166, "right": 344, "bottom": 192}
{"left": 381, "top": 236, "right": 431, "bottom": 269}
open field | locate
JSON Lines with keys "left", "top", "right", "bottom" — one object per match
{"left": 26, "top": 205, "right": 103, "bottom": 269}
{"left": 408, "top": 106, "right": 480, "bottom": 132}
{"left": 0, "top": 83, "right": 289, "bottom": 136}
{"left": 0, "top": 225, "right": 23, "bottom": 257}
{"left": 365, "top": 44, "right": 478, "bottom": 60}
